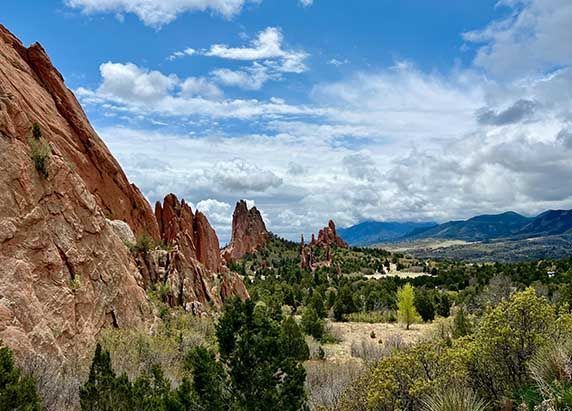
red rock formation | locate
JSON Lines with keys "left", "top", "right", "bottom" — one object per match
{"left": 155, "top": 194, "right": 222, "bottom": 272}
{"left": 0, "top": 24, "right": 159, "bottom": 239}
{"left": 0, "top": 25, "right": 155, "bottom": 409}
{"left": 143, "top": 194, "right": 248, "bottom": 310}
{"left": 301, "top": 220, "right": 348, "bottom": 270}
{"left": 0, "top": 25, "right": 243, "bottom": 409}
{"left": 223, "top": 200, "right": 269, "bottom": 262}
{"left": 311, "top": 220, "right": 349, "bottom": 249}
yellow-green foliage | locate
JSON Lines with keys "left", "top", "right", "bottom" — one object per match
{"left": 422, "top": 386, "right": 488, "bottom": 411}
{"left": 29, "top": 137, "right": 51, "bottom": 177}
{"left": 366, "top": 288, "right": 565, "bottom": 409}
{"left": 367, "top": 340, "right": 469, "bottom": 410}
{"left": 99, "top": 310, "right": 215, "bottom": 383}
{"left": 397, "top": 283, "right": 421, "bottom": 329}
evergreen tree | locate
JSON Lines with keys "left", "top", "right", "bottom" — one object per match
{"left": 0, "top": 345, "right": 41, "bottom": 411}
{"left": 414, "top": 289, "right": 435, "bottom": 322}
{"left": 333, "top": 285, "right": 356, "bottom": 321}
{"left": 396, "top": 283, "right": 421, "bottom": 330}
{"left": 280, "top": 316, "right": 310, "bottom": 361}
{"left": 301, "top": 307, "right": 325, "bottom": 341}
{"left": 186, "top": 347, "right": 227, "bottom": 411}
{"left": 436, "top": 293, "right": 451, "bottom": 318}
{"left": 80, "top": 343, "right": 126, "bottom": 411}
{"left": 213, "top": 298, "right": 307, "bottom": 411}
{"left": 452, "top": 306, "right": 471, "bottom": 338}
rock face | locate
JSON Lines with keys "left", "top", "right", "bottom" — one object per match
{"left": 139, "top": 194, "right": 248, "bottom": 312}
{"left": 0, "top": 25, "right": 156, "bottom": 409}
{"left": 311, "top": 220, "right": 349, "bottom": 249}
{"left": 223, "top": 200, "right": 269, "bottom": 262}
{"left": 0, "top": 25, "right": 246, "bottom": 409}
{"left": 0, "top": 24, "right": 159, "bottom": 239}
{"left": 301, "top": 220, "right": 348, "bottom": 270}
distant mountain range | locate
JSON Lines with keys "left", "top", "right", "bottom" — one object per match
{"left": 339, "top": 210, "right": 572, "bottom": 246}
{"left": 337, "top": 221, "right": 437, "bottom": 246}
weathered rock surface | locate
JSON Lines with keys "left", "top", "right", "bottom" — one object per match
{"left": 0, "top": 24, "right": 159, "bottom": 239}
{"left": 0, "top": 25, "right": 248, "bottom": 410}
{"left": 140, "top": 194, "right": 248, "bottom": 310}
{"left": 223, "top": 200, "right": 269, "bottom": 262}
{"left": 311, "top": 220, "right": 348, "bottom": 249}
{"left": 301, "top": 220, "right": 348, "bottom": 270}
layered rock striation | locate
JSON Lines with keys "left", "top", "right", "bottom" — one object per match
{"left": 222, "top": 200, "right": 269, "bottom": 262}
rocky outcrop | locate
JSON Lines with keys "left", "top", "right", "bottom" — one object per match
{"left": 0, "top": 24, "right": 159, "bottom": 239}
{"left": 138, "top": 194, "right": 248, "bottom": 312}
{"left": 0, "top": 36, "right": 159, "bottom": 411}
{"left": 0, "top": 26, "right": 248, "bottom": 410}
{"left": 300, "top": 220, "right": 348, "bottom": 270}
{"left": 223, "top": 200, "right": 269, "bottom": 262}
{"left": 311, "top": 220, "right": 348, "bottom": 249}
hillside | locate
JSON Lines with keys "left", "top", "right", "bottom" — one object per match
{"left": 338, "top": 221, "right": 436, "bottom": 246}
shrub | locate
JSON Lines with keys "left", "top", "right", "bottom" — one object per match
{"left": 32, "top": 122, "right": 42, "bottom": 140}
{"left": 29, "top": 137, "right": 50, "bottom": 178}
{"left": 422, "top": 386, "right": 488, "bottom": 411}
{"left": 129, "top": 233, "right": 154, "bottom": 254}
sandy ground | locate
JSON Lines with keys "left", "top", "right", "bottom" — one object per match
{"left": 364, "top": 262, "right": 430, "bottom": 280}
{"left": 322, "top": 320, "right": 434, "bottom": 362}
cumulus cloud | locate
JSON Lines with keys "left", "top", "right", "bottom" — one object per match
{"left": 204, "top": 27, "right": 308, "bottom": 74}
{"left": 213, "top": 159, "right": 283, "bottom": 192}
{"left": 211, "top": 64, "right": 274, "bottom": 90}
{"left": 168, "top": 48, "right": 196, "bottom": 60}
{"left": 476, "top": 99, "right": 539, "bottom": 125}
{"left": 76, "top": 61, "right": 323, "bottom": 119}
{"left": 463, "top": 0, "right": 572, "bottom": 77}
{"left": 65, "top": 0, "right": 255, "bottom": 27}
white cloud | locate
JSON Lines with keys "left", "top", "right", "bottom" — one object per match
{"left": 463, "top": 0, "right": 572, "bottom": 77}
{"left": 98, "top": 62, "right": 178, "bottom": 102}
{"left": 180, "top": 76, "right": 223, "bottom": 99}
{"left": 65, "top": 0, "right": 254, "bottom": 27}
{"left": 168, "top": 48, "right": 196, "bottom": 60}
{"left": 204, "top": 27, "right": 308, "bottom": 73}
{"left": 77, "top": 61, "right": 322, "bottom": 118}
{"left": 299, "top": 0, "right": 313, "bottom": 6}
{"left": 211, "top": 64, "right": 273, "bottom": 90}
{"left": 213, "top": 159, "right": 283, "bottom": 192}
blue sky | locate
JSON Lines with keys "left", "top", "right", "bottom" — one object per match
{"left": 1, "top": 0, "right": 571, "bottom": 242}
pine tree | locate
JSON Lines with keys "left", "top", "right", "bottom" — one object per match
{"left": 396, "top": 283, "right": 421, "bottom": 330}
{"left": 280, "top": 316, "right": 310, "bottom": 361}
{"left": 80, "top": 343, "right": 124, "bottom": 411}
{"left": 0, "top": 345, "right": 41, "bottom": 411}
{"left": 301, "top": 307, "right": 325, "bottom": 341}
{"left": 186, "top": 347, "right": 227, "bottom": 411}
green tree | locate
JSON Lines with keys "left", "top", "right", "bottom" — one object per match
{"left": 186, "top": 347, "right": 227, "bottom": 411}
{"left": 80, "top": 343, "right": 127, "bottom": 411}
{"left": 301, "top": 307, "right": 325, "bottom": 341}
{"left": 213, "top": 298, "right": 307, "bottom": 411}
{"left": 415, "top": 289, "right": 435, "bottom": 322}
{"left": 31, "top": 123, "right": 42, "bottom": 140}
{"left": 280, "top": 316, "right": 310, "bottom": 361}
{"left": 309, "top": 291, "right": 326, "bottom": 319}
{"left": 0, "top": 344, "right": 41, "bottom": 411}
{"left": 333, "top": 285, "right": 357, "bottom": 321}
{"left": 397, "top": 283, "right": 421, "bottom": 330}
{"left": 437, "top": 293, "right": 451, "bottom": 318}
{"left": 452, "top": 306, "right": 471, "bottom": 338}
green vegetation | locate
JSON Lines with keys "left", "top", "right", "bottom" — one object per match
{"left": 0, "top": 344, "right": 41, "bottom": 411}
{"left": 29, "top": 137, "right": 50, "bottom": 178}
{"left": 396, "top": 283, "right": 421, "bottom": 329}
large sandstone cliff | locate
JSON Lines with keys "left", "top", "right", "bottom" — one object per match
{"left": 222, "top": 200, "right": 269, "bottom": 262}
{"left": 300, "top": 220, "right": 348, "bottom": 270}
{"left": 0, "top": 24, "right": 247, "bottom": 408}
{"left": 0, "top": 24, "right": 157, "bottom": 409}
{"left": 0, "top": 24, "right": 159, "bottom": 239}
